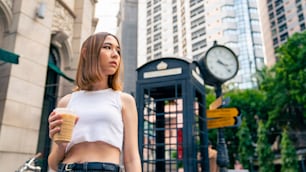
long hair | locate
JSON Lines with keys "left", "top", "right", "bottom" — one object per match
{"left": 74, "top": 32, "right": 123, "bottom": 91}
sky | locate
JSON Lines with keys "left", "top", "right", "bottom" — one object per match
{"left": 95, "top": 0, "right": 120, "bottom": 34}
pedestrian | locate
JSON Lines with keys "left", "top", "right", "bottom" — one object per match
{"left": 234, "top": 160, "right": 243, "bottom": 170}
{"left": 208, "top": 141, "right": 219, "bottom": 172}
{"left": 48, "top": 32, "right": 142, "bottom": 172}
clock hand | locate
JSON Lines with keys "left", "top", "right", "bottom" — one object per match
{"left": 217, "top": 59, "right": 228, "bottom": 67}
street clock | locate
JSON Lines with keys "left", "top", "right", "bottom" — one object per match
{"left": 199, "top": 43, "right": 239, "bottom": 86}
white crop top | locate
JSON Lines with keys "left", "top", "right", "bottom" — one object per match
{"left": 65, "top": 88, "right": 123, "bottom": 153}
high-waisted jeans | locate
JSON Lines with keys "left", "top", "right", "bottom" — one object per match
{"left": 57, "top": 162, "right": 121, "bottom": 172}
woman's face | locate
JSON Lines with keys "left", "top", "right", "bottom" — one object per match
{"left": 99, "top": 35, "right": 121, "bottom": 76}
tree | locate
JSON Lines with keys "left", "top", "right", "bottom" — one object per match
{"left": 236, "top": 117, "right": 253, "bottom": 169}
{"left": 222, "top": 89, "right": 267, "bottom": 168}
{"left": 280, "top": 128, "right": 298, "bottom": 172}
{"left": 259, "top": 31, "right": 306, "bottom": 148}
{"left": 256, "top": 120, "right": 274, "bottom": 172}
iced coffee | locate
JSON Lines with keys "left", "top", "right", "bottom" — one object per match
{"left": 52, "top": 108, "right": 77, "bottom": 142}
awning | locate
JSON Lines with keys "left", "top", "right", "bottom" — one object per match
{"left": 0, "top": 48, "right": 19, "bottom": 64}
{"left": 48, "top": 61, "right": 74, "bottom": 83}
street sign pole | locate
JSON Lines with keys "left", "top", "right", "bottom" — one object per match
{"left": 215, "top": 84, "right": 229, "bottom": 172}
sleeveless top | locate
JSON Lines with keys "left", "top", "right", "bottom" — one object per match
{"left": 65, "top": 88, "right": 123, "bottom": 153}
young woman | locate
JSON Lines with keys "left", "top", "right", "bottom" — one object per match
{"left": 48, "top": 32, "right": 141, "bottom": 172}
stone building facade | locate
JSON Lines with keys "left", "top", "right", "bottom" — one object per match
{"left": 0, "top": 0, "right": 97, "bottom": 171}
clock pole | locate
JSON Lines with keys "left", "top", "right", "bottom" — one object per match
{"left": 198, "top": 41, "right": 239, "bottom": 171}
{"left": 215, "top": 83, "right": 230, "bottom": 172}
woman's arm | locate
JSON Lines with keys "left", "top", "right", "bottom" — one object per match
{"left": 121, "top": 93, "right": 142, "bottom": 172}
{"left": 48, "top": 94, "right": 71, "bottom": 171}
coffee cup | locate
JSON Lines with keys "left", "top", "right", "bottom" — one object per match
{"left": 52, "top": 108, "right": 77, "bottom": 142}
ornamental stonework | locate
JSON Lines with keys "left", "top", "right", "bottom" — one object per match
{"left": 4, "top": 0, "right": 13, "bottom": 9}
{"left": 52, "top": 1, "right": 73, "bottom": 41}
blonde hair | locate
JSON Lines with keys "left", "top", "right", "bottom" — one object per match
{"left": 74, "top": 32, "right": 123, "bottom": 91}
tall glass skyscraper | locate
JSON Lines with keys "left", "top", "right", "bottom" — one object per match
{"left": 138, "top": 0, "right": 265, "bottom": 89}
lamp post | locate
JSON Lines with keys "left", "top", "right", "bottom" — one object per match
{"left": 215, "top": 84, "right": 230, "bottom": 172}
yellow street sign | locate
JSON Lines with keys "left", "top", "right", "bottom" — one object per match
{"left": 206, "top": 107, "right": 240, "bottom": 118}
{"left": 209, "top": 96, "right": 223, "bottom": 110}
{"left": 207, "top": 117, "right": 236, "bottom": 129}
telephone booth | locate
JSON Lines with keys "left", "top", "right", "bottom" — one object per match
{"left": 136, "top": 57, "right": 209, "bottom": 172}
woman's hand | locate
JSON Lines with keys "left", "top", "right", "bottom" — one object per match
{"left": 48, "top": 110, "right": 63, "bottom": 140}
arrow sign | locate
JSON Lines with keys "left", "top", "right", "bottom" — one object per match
{"left": 207, "top": 117, "right": 237, "bottom": 129}
{"left": 206, "top": 107, "right": 240, "bottom": 118}
{"left": 209, "top": 97, "right": 231, "bottom": 110}
{"left": 209, "top": 96, "right": 223, "bottom": 110}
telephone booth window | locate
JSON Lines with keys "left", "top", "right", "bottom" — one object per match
{"left": 137, "top": 57, "right": 209, "bottom": 172}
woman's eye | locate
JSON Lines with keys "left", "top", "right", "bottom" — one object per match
{"left": 103, "top": 46, "right": 111, "bottom": 49}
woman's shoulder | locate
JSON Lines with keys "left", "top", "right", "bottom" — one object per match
{"left": 119, "top": 92, "right": 136, "bottom": 105}
{"left": 57, "top": 94, "right": 72, "bottom": 107}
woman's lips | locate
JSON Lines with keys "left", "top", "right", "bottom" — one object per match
{"left": 110, "top": 61, "right": 117, "bottom": 67}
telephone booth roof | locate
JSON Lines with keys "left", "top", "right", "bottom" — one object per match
{"left": 137, "top": 57, "right": 204, "bottom": 85}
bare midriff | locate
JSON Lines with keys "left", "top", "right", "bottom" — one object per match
{"left": 62, "top": 141, "right": 121, "bottom": 164}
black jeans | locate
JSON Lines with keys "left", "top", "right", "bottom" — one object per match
{"left": 58, "top": 162, "right": 120, "bottom": 172}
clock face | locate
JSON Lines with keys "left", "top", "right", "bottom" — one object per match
{"left": 205, "top": 46, "right": 238, "bottom": 81}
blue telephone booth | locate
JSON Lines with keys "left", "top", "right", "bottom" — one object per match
{"left": 136, "top": 57, "right": 209, "bottom": 172}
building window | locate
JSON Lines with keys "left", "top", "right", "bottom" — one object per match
{"left": 173, "top": 35, "right": 178, "bottom": 43}
{"left": 191, "top": 28, "right": 205, "bottom": 39}
{"left": 173, "top": 25, "right": 178, "bottom": 33}
{"left": 147, "top": 27, "right": 152, "bottom": 34}
{"left": 147, "top": 1, "right": 152, "bottom": 8}
{"left": 268, "top": 4, "right": 273, "bottom": 11}
{"left": 280, "top": 32, "right": 288, "bottom": 42}
{"left": 173, "top": 45, "right": 178, "bottom": 54}
{"left": 269, "top": 12, "right": 274, "bottom": 20}
{"left": 277, "top": 15, "right": 286, "bottom": 24}
{"left": 271, "top": 20, "right": 276, "bottom": 27}
{"left": 147, "top": 9, "right": 151, "bottom": 16}
{"left": 191, "top": 17, "right": 205, "bottom": 28}
{"left": 221, "top": 4, "right": 234, "bottom": 11}
{"left": 153, "top": 33, "right": 161, "bottom": 41}
{"left": 153, "top": 42, "right": 162, "bottom": 51}
{"left": 190, "top": 5, "right": 204, "bottom": 17}
{"left": 279, "top": 24, "right": 287, "bottom": 32}
{"left": 224, "top": 29, "right": 237, "bottom": 35}
{"left": 300, "top": 23, "right": 305, "bottom": 31}
{"left": 192, "top": 40, "right": 206, "bottom": 52}
{"left": 153, "top": 14, "right": 161, "bottom": 23}
{"left": 297, "top": 4, "right": 303, "bottom": 12}
{"left": 172, "top": 5, "right": 177, "bottom": 13}
{"left": 154, "top": 4, "right": 161, "bottom": 13}
{"left": 273, "top": 37, "right": 278, "bottom": 45}
{"left": 154, "top": 0, "right": 160, "bottom": 4}
{"left": 222, "top": 16, "right": 236, "bottom": 23}
{"left": 272, "top": 28, "right": 277, "bottom": 36}
{"left": 276, "top": 6, "right": 284, "bottom": 16}
{"left": 190, "top": 0, "right": 204, "bottom": 7}
{"left": 147, "top": 47, "right": 152, "bottom": 54}
{"left": 147, "top": 18, "right": 151, "bottom": 25}
{"left": 153, "top": 24, "right": 161, "bottom": 32}
{"left": 173, "top": 15, "right": 177, "bottom": 23}
{"left": 154, "top": 52, "right": 162, "bottom": 58}
{"left": 275, "top": 0, "right": 283, "bottom": 7}
{"left": 147, "top": 37, "right": 152, "bottom": 44}
{"left": 298, "top": 14, "right": 304, "bottom": 22}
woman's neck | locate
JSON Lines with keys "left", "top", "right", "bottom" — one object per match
{"left": 90, "top": 82, "right": 109, "bottom": 91}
